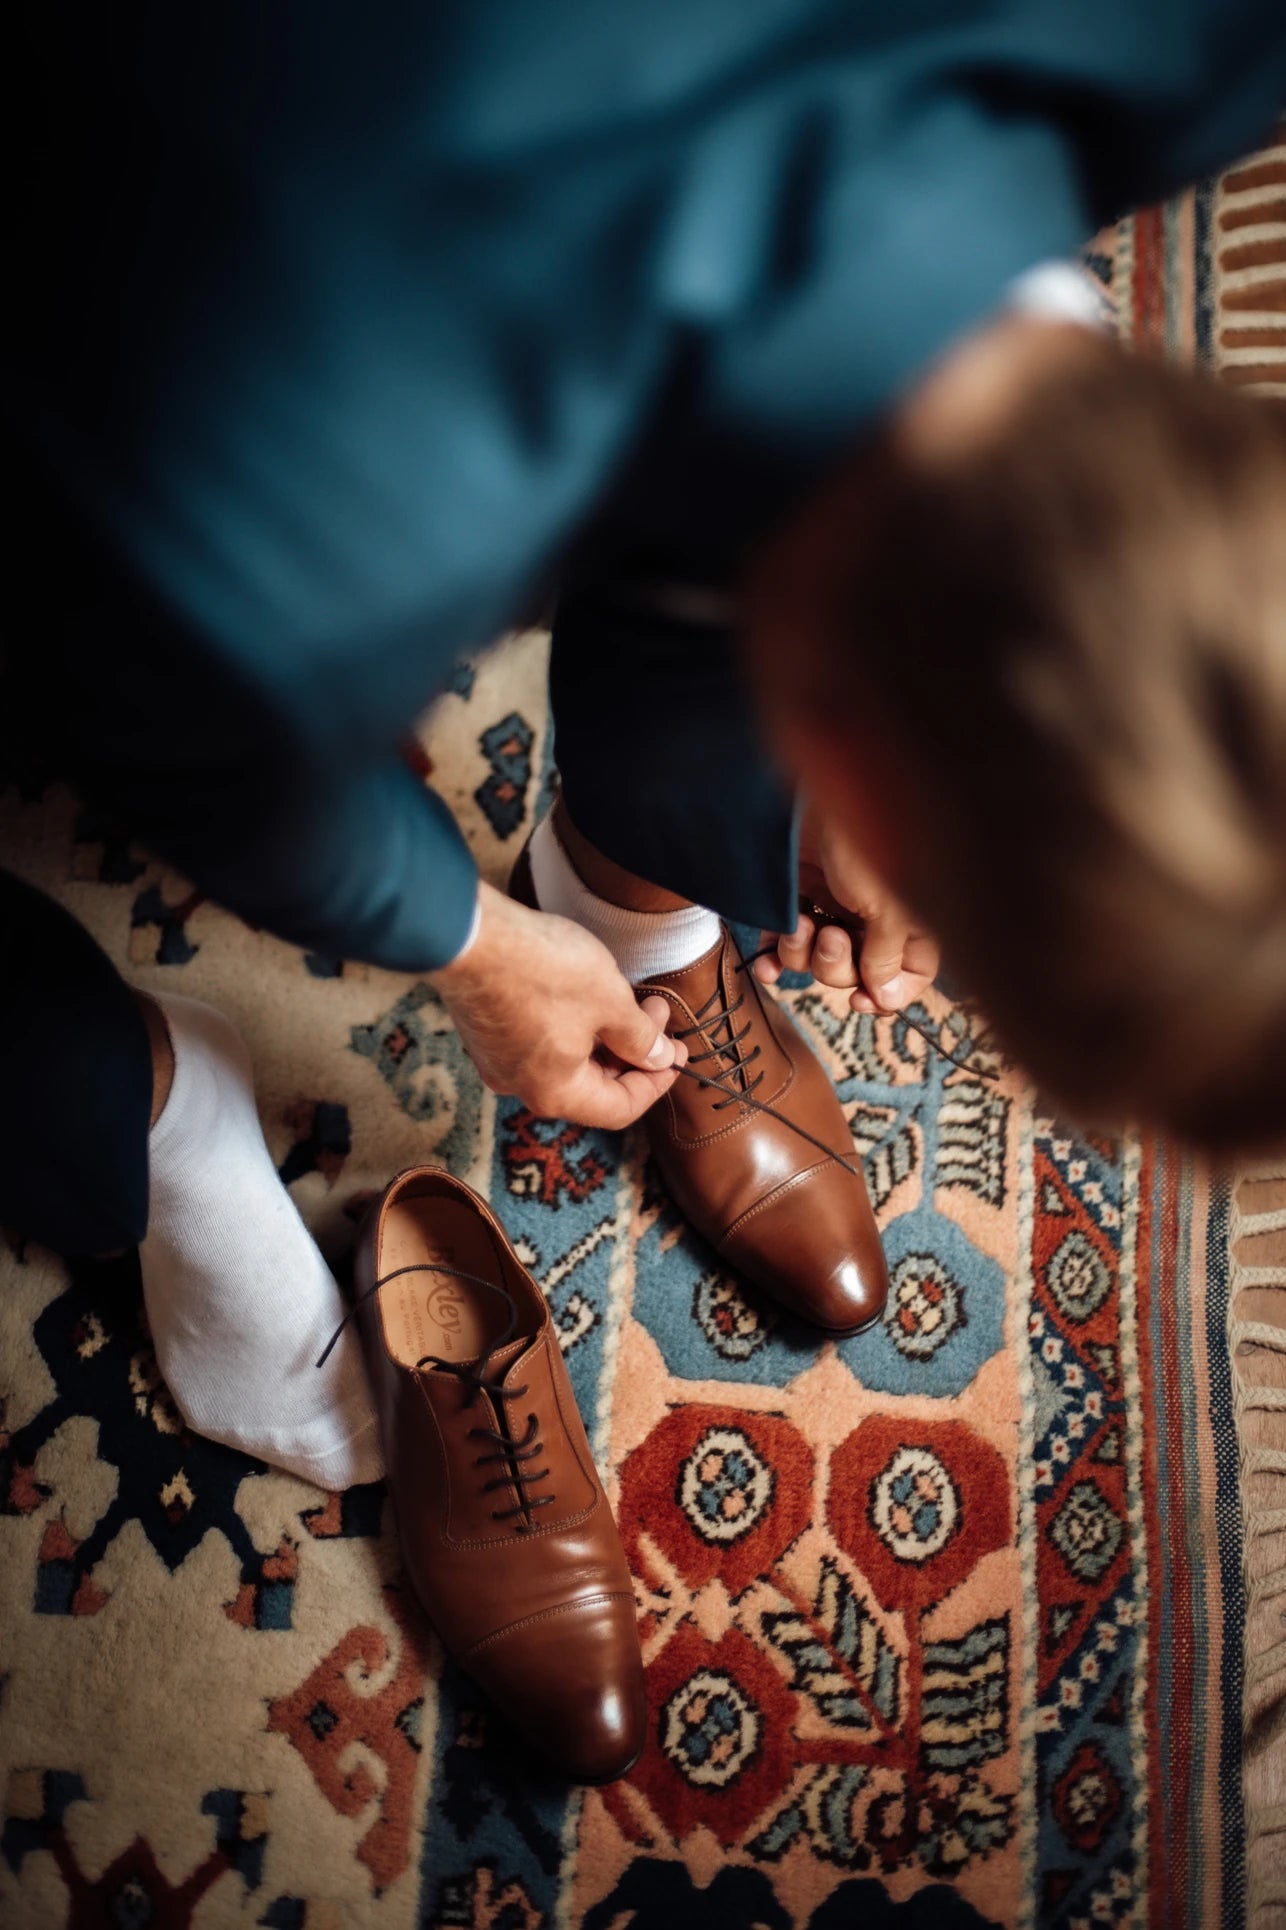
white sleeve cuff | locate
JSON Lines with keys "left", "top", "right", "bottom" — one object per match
{"left": 1005, "top": 259, "right": 1115, "bottom": 334}
{"left": 444, "top": 888, "right": 483, "bottom": 967}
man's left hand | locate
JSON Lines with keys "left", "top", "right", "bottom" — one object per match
{"left": 752, "top": 817, "right": 940, "bottom": 1014}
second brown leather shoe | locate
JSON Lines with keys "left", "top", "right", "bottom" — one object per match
{"left": 353, "top": 1167, "right": 646, "bottom": 1783}
{"left": 639, "top": 929, "right": 889, "bottom": 1335}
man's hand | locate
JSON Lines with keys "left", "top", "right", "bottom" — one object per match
{"left": 753, "top": 814, "right": 940, "bottom": 1014}
{"left": 431, "top": 882, "right": 687, "bottom": 1128}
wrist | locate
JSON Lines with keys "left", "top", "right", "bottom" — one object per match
{"left": 451, "top": 889, "right": 484, "bottom": 966}
{"left": 430, "top": 880, "right": 518, "bottom": 990}
{"left": 429, "top": 882, "right": 489, "bottom": 985}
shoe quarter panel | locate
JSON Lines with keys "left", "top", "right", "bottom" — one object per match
{"left": 517, "top": 1331, "right": 600, "bottom": 1526}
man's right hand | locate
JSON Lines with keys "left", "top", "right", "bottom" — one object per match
{"left": 430, "top": 881, "right": 687, "bottom": 1129}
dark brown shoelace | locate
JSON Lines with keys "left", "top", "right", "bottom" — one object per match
{"left": 671, "top": 977, "right": 765, "bottom": 1109}
{"left": 666, "top": 944, "right": 1000, "bottom": 1184}
{"left": 316, "top": 1260, "right": 553, "bottom": 1526}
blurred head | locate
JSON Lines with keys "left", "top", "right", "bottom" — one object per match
{"left": 746, "top": 315, "right": 1286, "bottom": 1152}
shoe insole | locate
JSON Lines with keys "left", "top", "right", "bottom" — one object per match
{"left": 378, "top": 1194, "right": 515, "bottom": 1370}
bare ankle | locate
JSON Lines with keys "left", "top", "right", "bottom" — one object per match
{"left": 552, "top": 794, "right": 694, "bottom": 914}
{"left": 135, "top": 991, "right": 175, "bottom": 1127}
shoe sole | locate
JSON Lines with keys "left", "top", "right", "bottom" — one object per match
{"left": 816, "top": 1311, "right": 884, "bottom": 1340}
{"left": 576, "top": 1738, "right": 647, "bottom": 1787}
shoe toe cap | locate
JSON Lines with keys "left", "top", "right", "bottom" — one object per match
{"left": 723, "top": 1161, "right": 889, "bottom": 1334}
{"left": 467, "top": 1592, "right": 646, "bottom": 1783}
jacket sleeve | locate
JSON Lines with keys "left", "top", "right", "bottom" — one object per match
{"left": 182, "top": 756, "right": 482, "bottom": 975}
{"left": 14, "top": 457, "right": 480, "bottom": 974}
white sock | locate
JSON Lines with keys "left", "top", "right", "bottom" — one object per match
{"left": 139, "top": 992, "right": 384, "bottom": 1491}
{"left": 527, "top": 814, "right": 722, "bottom": 982}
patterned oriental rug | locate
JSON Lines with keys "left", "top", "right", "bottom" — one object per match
{"left": 2, "top": 130, "right": 1284, "bottom": 1930}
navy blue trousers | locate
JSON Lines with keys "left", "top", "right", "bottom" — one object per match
{"left": 549, "top": 583, "right": 796, "bottom": 932}
{"left": 0, "top": 872, "right": 152, "bottom": 1254}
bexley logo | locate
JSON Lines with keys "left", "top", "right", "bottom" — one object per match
{"left": 426, "top": 1262, "right": 467, "bottom": 1354}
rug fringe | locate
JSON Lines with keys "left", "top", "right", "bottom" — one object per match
{"left": 1246, "top": 1510, "right": 1286, "bottom": 1538}
{"left": 1234, "top": 1322, "right": 1286, "bottom": 1355}
{"left": 1248, "top": 1563, "right": 1286, "bottom": 1613}
{"left": 1230, "top": 1164, "right": 1286, "bottom": 1923}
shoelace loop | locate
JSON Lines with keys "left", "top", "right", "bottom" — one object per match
{"left": 316, "top": 1259, "right": 554, "bottom": 1527}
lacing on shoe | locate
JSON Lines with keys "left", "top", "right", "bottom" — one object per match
{"left": 316, "top": 1259, "right": 554, "bottom": 1528}
{"left": 666, "top": 945, "right": 1000, "bottom": 1182}
{"left": 671, "top": 969, "right": 765, "bottom": 1111}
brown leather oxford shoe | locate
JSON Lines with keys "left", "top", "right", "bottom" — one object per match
{"left": 352, "top": 1167, "right": 645, "bottom": 1783}
{"left": 639, "top": 929, "right": 889, "bottom": 1335}
{"left": 509, "top": 840, "right": 888, "bottom": 1334}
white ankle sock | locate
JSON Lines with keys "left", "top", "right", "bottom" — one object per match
{"left": 527, "top": 814, "right": 722, "bottom": 982}
{"left": 139, "top": 992, "right": 384, "bottom": 1490}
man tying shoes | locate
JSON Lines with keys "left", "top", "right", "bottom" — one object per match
{"left": 6, "top": 1, "right": 1286, "bottom": 1497}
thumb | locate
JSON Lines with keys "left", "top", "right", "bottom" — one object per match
{"left": 860, "top": 907, "right": 910, "bottom": 1013}
{"left": 597, "top": 989, "right": 679, "bottom": 1071}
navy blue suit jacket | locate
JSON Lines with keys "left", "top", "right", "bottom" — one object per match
{"left": 8, "top": 3, "right": 1286, "bottom": 962}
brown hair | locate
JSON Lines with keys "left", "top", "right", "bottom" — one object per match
{"left": 758, "top": 338, "right": 1286, "bottom": 1151}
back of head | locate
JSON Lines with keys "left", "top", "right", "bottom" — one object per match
{"left": 753, "top": 328, "right": 1286, "bottom": 1152}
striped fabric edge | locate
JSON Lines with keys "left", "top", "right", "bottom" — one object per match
{"left": 1213, "top": 121, "right": 1286, "bottom": 396}
{"left": 1139, "top": 1148, "right": 1240, "bottom": 1928}
{"left": 1216, "top": 114, "right": 1286, "bottom": 1928}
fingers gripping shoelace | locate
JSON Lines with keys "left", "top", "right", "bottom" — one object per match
{"left": 667, "top": 946, "right": 1001, "bottom": 1183}
{"left": 315, "top": 1260, "right": 554, "bottom": 1526}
